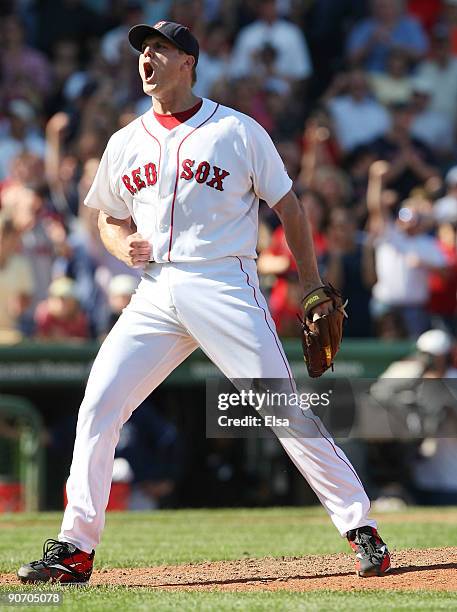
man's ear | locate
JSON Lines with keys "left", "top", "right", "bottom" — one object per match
{"left": 182, "top": 54, "right": 195, "bottom": 75}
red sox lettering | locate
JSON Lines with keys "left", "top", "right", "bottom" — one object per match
{"left": 180, "top": 159, "right": 230, "bottom": 191}
{"left": 122, "top": 160, "right": 230, "bottom": 195}
{"left": 122, "top": 162, "right": 158, "bottom": 194}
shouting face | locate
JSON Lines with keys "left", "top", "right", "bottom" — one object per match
{"left": 139, "top": 34, "right": 194, "bottom": 97}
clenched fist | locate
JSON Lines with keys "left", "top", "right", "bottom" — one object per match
{"left": 122, "top": 232, "right": 151, "bottom": 268}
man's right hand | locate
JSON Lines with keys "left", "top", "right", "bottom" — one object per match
{"left": 122, "top": 232, "right": 151, "bottom": 268}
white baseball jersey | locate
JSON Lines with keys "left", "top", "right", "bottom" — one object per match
{"left": 84, "top": 98, "right": 292, "bottom": 263}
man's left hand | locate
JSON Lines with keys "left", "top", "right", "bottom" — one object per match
{"left": 300, "top": 285, "right": 347, "bottom": 378}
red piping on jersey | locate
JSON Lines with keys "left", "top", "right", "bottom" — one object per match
{"left": 236, "top": 256, "right": 294, "bottom": 390}
{"left": 167, "top": 103, "right": 220, "bottom": 261}
{"left": 141, "top": 117, "right": 162, "bottom": 177}
{"left": 236, "top": 255, "right": 368, "bottom": 501}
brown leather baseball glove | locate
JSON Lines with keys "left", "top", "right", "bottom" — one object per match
{"left": 299, "top": 285, "right": 348, "bottom": 378}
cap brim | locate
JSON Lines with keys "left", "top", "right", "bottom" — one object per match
{"left": 128, "top": 24, "right": 183, "bottom": 53}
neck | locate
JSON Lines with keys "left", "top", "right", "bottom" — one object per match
{"left": 152, "top": 88, "right": 200, "bottom": 115}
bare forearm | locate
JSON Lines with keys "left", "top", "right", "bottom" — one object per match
{"left": 98, "top": 212, "right": 151, "bottom": 267}
{"left": 45, "top": 134, "right": 61, "bottom": 188}
{"left": 361, "top": 243, "right": 377, "bottom": 288}
{"left": 98, "top": 212, "right": 133, "bottom": 260}
{"left": 273, "top": 190, "right": 322, "bottom": 294}
{"left": 367, "top": 161, "right": 390, "bottom": 233}
{"left": 45, "top": 113, "right": 70, "bottom": 189}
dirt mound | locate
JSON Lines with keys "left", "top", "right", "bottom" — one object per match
{"left": 2, "top": 547, "right": 457, "bottom": 591}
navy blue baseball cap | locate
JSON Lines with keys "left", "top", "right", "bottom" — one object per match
{"left": 128, "top": 21, "right": 199, "bottom": 65}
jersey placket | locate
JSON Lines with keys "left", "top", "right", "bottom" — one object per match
{"left": 157, "top": 130, "right": 180, "bottom": 262}
{"left": 145, "top": 100, "right": 220, "bottom": 262}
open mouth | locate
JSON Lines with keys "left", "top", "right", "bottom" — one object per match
{"left": 143, "top": 62, "right": 155, "bottom": 83}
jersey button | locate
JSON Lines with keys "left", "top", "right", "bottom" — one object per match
{"left": 159, "top": 223, "right": 168, "bottom": 231}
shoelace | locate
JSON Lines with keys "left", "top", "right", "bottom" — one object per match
{"left": 31, "top": 539, "right": 72, "bottom": 567}
{"left": 356, "top": 532, "right": 383, "bottom": 562}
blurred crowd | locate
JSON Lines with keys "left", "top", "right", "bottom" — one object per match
{"left": 1, "top": 0, "right": 457, "bottom": 348}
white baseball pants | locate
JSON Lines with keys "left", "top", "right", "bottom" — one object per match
{"left": 59, "top": 257, "right": 376, "bottom": 553}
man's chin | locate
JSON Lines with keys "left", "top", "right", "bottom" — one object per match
{"left": 143, "top": 83, "right": 157, "bottom": 96}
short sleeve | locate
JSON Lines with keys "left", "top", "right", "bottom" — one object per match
{"left": 246, "top": 119, "right": 292, "bottom": 208}
{"left": 84, "top": 139, "right": 131, "bottom": 220}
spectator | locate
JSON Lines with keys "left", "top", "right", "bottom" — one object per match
{"left": 45, "top": 112, "right": 80, "bottom": 219}
{"left": 0, "top": 14, "right": 52, "bottom": 106}
{"left": 429, "top": 177, "right": 457, "bottom": 334}
{"left": 230, "top": 77, "right": 272, "bottom": 131}
{"left": 325, "top": 69, "right": 390, "bottom": 153}
{"left": 367, "top": 100, "right": 439, "bottom": 199}
{"left": 114, "top": 399, "right": 181, "bottom": 510}
{"left": 3, "top": 151, "right": 45, "bottom": 192}
{"left": 257, "top": 190, "right": 327, "bottom": 336}
{"left": 409, "top": 76, "right": 454, "bottom": 159}
{"left": 322, "top": 208, "right": 376, "bottom": 337}
{"left": 433, "top": 166, "right": 457, "bottom": 224}
{"left": 298, "top": 110, "right": 341, "bottom": 190}
{"left": 249, "top": 42, "right": 293, "bottom": 97}
{"left": 369, "top": 47, "right": 413, "bottom": 107}
{"left": 0, "top": 100, "right": 45, "bottom": 181}
{"left": 411, "top": 329, "right": 457, "bottom": 506}
{"left": 45, "top": 39, "right": 81, "bottom": 117}
{"left": 376, "top": 309, "right": 409, "bottom": 339}
{"left": 257, "top": 214, "right": 299, "bottom": 337}
{"left": 344, "top": 145, "right": 379, "bottom": 222}
{"left": 346, "top": 0, "right": 428, "bottom": 73}
{"left": 415, "top": 23, "right": 457, "bottom": 126}
{"left": 0, "top": 213, "right": 34, "bottom": 343}
{"left": 305, "top": 0, "right": 367, "bottom": 96}
{"left": 367, "top": 161, "right": 446, "bottom": 337}
{"left": 268, "top": 270, "right": 303, "bottom": 337}
{"left": 230, "top": 0, "right": 312, "bottom": 82}
{"left": 275, "top": 137, "right": 302, "bottom": 181}
{"left": 102, "top": 273, "right": 139, "bottom": 335}
{"left": 302, "top": 190, "right": 328, "bottom": 259}
{"left": 169, "top": 0, "right": 206, "bottom": 35}
{"left": 34, "top": 276, "right": 90, "bottom": 341}
{"left": 2, "top": 186, "right": 54, "bottom": 294}
{"left": 312, "top": 165, "right": 353, "bottom": 210}
{"left": 100, "top": 1, "right": 144, "bottom": 66}
{"left": 194, "top": 22, "right": 232, "bottom": 98}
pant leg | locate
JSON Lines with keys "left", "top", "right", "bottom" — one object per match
{"left": 59, "top": 276, "right": 197, "bottom": 553}
{"left": 172, "top": 257, "right": 376, "bottom": 535}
